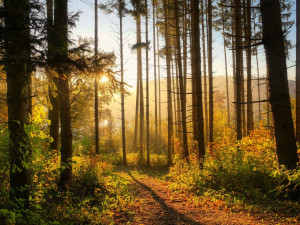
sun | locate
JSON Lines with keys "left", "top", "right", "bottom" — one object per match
{"left": 100, "top": 75, "right": 109, "bottom": 83}
{"left": 104, "top": 119, "right": 108, "bottom": 126}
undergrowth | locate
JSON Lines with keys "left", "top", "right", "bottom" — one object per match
{"left": 168, "top": 125, "right": 300, "bottom": 217}
{"left": 0, "top": 106, "right": 135, "bottom": 225}
{"left": 0, "top": 155, "right": 135, "bottom": 225}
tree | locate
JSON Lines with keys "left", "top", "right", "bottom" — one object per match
{"left": 245, "top": 0, "right": 254, "bottom": 134}
{"left": 192, "top": 0, "right": 205, "bottom": 161}
{"left": 157, "top": 21, "right": 162, "bottom": 152}
{"left": 47, "top": 0, "right": 59, "bottom": 152}
{"left": 99, "top": 0, "right": 128, "bottom": 164}
{"left": 54, "top": 0, "right": 73, "bottom": 189}
{"left": 95, "top": 0, "right": 100, "bottom": 155}
{"left": 296, "top": 0, "right": 300, "bottom": 143}
{"left": 234, "top": 0, "right": 243, "bottom": 141}
{"left": 145, "top": 0, "right": 150, "bottom": 167}
{"left": 164, "top": 0, "right": 173, "bottom": 165}
{"left": 3, "top": 0, "right": 32, "bottom": 207}
{"left": 201, "top": 0, "right": 209, "bottom": 140}
{"left": 131, "top": 0, "right": 145, "bottom": 164}
{"left": 260, "top": 0, "right": 299, "bottom": 169}
{"left": 152, "top": 0, "right": 158, "bottom": 155}
{"left": 175, "top": 0, "right": 189, "bottom": 160}
{"left": 207, "top": 0, "right": 213, "bottom": 144}
{"left": 119, "top": 0, "right": 127, "bottom": 165}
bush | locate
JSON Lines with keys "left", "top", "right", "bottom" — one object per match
{"left": 170, "top": 125, "right": 300, "bottom": 205}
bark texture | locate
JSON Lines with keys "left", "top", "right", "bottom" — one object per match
{"left": 4, "top": 0, "right": 32, "bottom": 206}
{"left": 261, "top": 0, "right": 299, "bottom": 169}
{"left": 54, "top": 0, "right": 73, "bottom": 189}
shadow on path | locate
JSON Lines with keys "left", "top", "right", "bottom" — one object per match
{"left": 127, "top": 170, "right": 203, "bottom": 225}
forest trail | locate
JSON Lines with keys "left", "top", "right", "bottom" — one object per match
{"left": 114, "top": 167, "right": 282, "bottom": 225}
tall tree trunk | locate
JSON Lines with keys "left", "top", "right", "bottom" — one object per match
{"left": 232, "top": 0, "right": 236, "bottom": 119}
{"left": 234, "top": 0, "right": 243, "bottom": 141}
{"left": 192, "top": 0, "right": 205, "bottom": 161}
{"left": 241, "top": 55, "right": 246, "bottom": 136}
{"left": 296, "top": 0, "right": 300, "bottom": 142}
{"left": 145, "top": 0, "right": 150, "bottom": 167}
{"left": 137, "top": 12, "right": 144, "bottom": 164}
{"left": 207, "top": 0, "right": 213, "bottom": 144}
{"left": 47, "top": 0, "right": 59, "bottom": 152}
{"left": 54, "top": 0, "right": 73, "bottom": 190}
{"left": 265, "top": 52, "right": 270, "bottom": 130}
{"left": 246, "top": 0, "right": 254, "bottom": 134}
{"left": 94, "top": 0, "right": 100, "bottom": 155}
{"left": 157, "top": 25, "right": 162, "bottom": 153}
{"left": 175, "top": 52, "right": 182, "bottom": 141}
{"left": 190, "top": 0, "right": 198, "bottom": 140}
{"left": 201, "top": 0, "right": 209, "bottom": 141}
{"left": 48, "top": 88, "right": 59, "bottom": 151}
{"left": 133, "top": 64, "right": 139, "bottom": 153}
{"left": 164, "top": 0, "right": 173, "bottom": 165}
{"left": 152, "top": 0, "right": 158, "bottom": 154}
{"left": 260, "top": 0, "right": 299, "bottom": 169}
{"left": 28, "top": 73, "right": 32, "bottom": 115}
{"left": 183, "top": 0, "right": 188, "bottom": 95}
{"left": 241, "top": 0, "right": 246, "bottom": 137}
{"left": 255, "top": 47, "right": 261, "bottom": 123}
{"left": 4, "top": 0, "right": 32, "bottom": 207}
{"left": 119, "top": 0, "right": 126, "bottom": 165}
{"left": 254, "top": 23, "right": 261, "bottom": 123}
{"left": 222, "top": 6, "right": 230, "bottom": 127}
{"left": 172, "top": 58, "right": 178, "bottom": 139}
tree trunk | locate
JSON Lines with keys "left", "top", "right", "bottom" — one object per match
{"left": 232, "top": 0, "right": 236, "bottom": 119}
{"left": 119, "top": 0, "right": 126, "bottom": 165}
{"left": 175, "top": 52, "right": 182, "bottom": 141}
{"left": 296, "top": 0, "right": 300, "bottom": 142}
{"left": 265, "top": 54, "right": 270, "bottom": 129}
{"left": 183, "top": 0, "right": 188, "bottom": 96}
{"left": 94, "top": 0, "right": 100, "bottom": 155}
{"left": 133, "top": 63, "right": 139, "bottom": 153}
{"left": 241, "top": 0, "right": 246, "bottom": 136}
{"left": 201, "top": 0, "right": 209, "bottom": 142}
{"left": 47, "top": 0, "right": 59, "bottom": 152}
{"left": 260, "top": 0, "right": 299, "bottom": 169}
{"left": 171, "top": 58, "right": 178, "bottom": 139}
{"left": 234, "top": 0, "right": 243, "bottom": 141}
{"left": 164, "top": 0, "right": 173, "bottom": 165}
{"left": 192, "top": 0, "right": 205, "bottom": 161}
{"left": 254, "top": 23, "right": 261, "bottom": 123}
{"left": 137, "top": 12, "right": 144, "bottom": 164}
{"left": 207, "top": 0, "right": 213, "bottom": 144}
{"left": 145, "top": 0, "right": 150, "bottom": 167}
{"left": 54, "top": 0, "right": 73, "bottom": 190}
{"left": 221, "top": 6, "right": 230, "bottom": 127}
{"left": 4, "top": 0, "right": 32, "bottom": 207}
{"left": 157, "top": 25, "right": 162, "bottom": 153}
{"left": 190, "top": 0, "right": 198, "bottom": 140}
{"left": 246, "top": 0, "right": 254, "bottom": 134}
{"left": 152, "top": 0, "right": 158, "bottom": 155}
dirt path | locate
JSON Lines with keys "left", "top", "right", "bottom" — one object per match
{"left": 115, "top": 168, "right": 291, "bottom": 225}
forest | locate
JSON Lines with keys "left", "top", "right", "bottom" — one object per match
{"left": 0, "top": 0, "right": 300, "bottom": 224}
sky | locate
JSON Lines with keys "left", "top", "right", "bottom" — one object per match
{"left": 68, "top": 0, "right": 298, "bottom": 89}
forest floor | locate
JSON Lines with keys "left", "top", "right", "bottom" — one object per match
{"left": 113, "top": 166, "right": 299, "bottom": 225}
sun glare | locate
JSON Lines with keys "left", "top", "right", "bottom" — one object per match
{"left": 104, "top": 119, "right": 108, "bottom": 126}
{"left": 100, "top": 75, "right": 109, "bottom": 83}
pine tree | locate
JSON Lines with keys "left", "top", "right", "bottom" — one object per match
{"left": 260, "top": 0, "right": 299, "bottom": 169}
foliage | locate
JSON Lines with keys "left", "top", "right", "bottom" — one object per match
{"left": 0, "top": 153, "right": 135, "bottom": 224}
{"left": 0, "top": 105, "right": 135, "bottom": 224}
{"left": 169, "top": 125, "right": 300, "bottom": 213}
